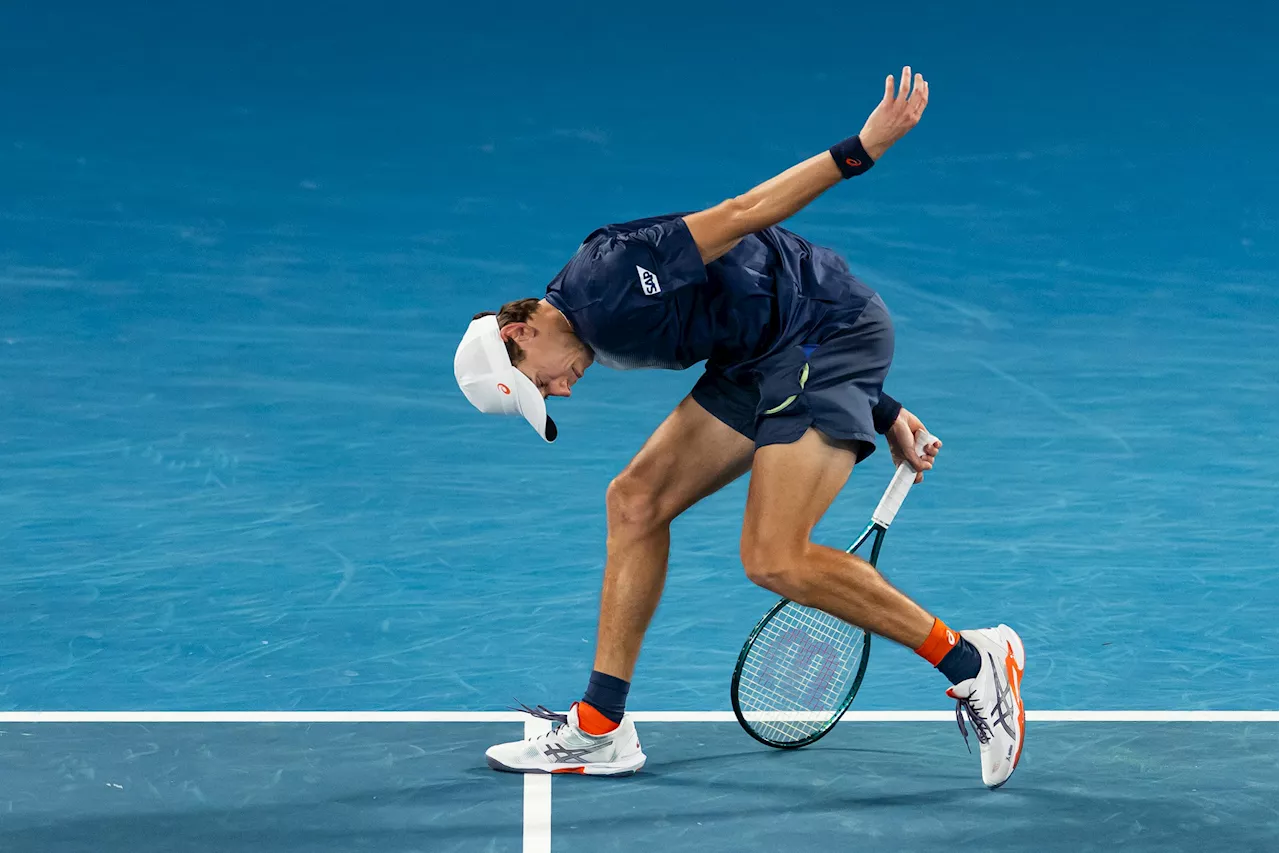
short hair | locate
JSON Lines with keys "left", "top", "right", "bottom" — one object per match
{"left": 472, "top": 297, "right": 541, "bottom": 365}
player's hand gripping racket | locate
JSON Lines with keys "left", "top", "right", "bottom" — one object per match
{"left": 730, "top": 430, "right": 939, "bottom": 749}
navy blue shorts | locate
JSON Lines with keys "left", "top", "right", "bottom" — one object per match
{"left": 691, "top": 295, "right": 894, "bottom": 463}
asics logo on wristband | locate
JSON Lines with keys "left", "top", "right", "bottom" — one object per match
{"left": 845, "top": 158, "right": 863, "bottom": 168}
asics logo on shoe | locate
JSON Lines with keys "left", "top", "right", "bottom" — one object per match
{"left": 988, "top": 653, "right": 1018, "bottom": 739}
{"left": 542, "top": 743, "right": 608, "bottom": 762}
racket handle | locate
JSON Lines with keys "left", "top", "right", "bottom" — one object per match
{"left": 871, "top": 430, "right": 939, "bottom": 528}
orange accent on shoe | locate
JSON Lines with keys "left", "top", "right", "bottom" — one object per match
{"left": 1005, "top": 642, "right": 1026, "bottom": 771}
{"left": 552, "top": 766, "right": 587, "bottom": 774}
{"left": 576, "top": 701, "right": 621, "bottom": 735}
{"left": 914, "top": 618, "right": 960, "bottom": 667}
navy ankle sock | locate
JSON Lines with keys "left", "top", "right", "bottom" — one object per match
{"left": 582, "top": 670, "right": 630, "bottom": 723}
{"left": 937, "top": 637, "right": 983, "bottom": 685}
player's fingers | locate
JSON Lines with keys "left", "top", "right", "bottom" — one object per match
{"left": 896, "top": 66, "right": 912, "bottom": 103}
{"left": 883, "top": 74, "right": 895, "bottom": 102}
{"left": 907, "top": 73, "right": 923, "bottom": 101}
{"left": 914, "top": 78, "right": 929, "bottom": 117}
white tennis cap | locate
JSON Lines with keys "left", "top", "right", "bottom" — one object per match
{"left": 453, "top": 314, "right": 557, "bottom": 442}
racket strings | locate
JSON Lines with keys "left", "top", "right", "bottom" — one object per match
{"left": 736, "top": 603, "right": 867, "bottom": 745}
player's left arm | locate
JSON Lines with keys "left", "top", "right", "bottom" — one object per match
{"left": 684, "top": 67, "right": 929, "bottom": 263}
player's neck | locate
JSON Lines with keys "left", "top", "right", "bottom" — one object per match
{"left": 538, "top": 299, "right": 591, "bottom": 356}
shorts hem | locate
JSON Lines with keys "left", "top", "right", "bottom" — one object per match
{"left": 755, "top": 419, "right": 878, "bottom": 462}
{"left": 691, "top": 380, "right": 756, "bottom": 440}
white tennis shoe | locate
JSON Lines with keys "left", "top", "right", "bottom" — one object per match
{"left": 946, "top": 624, "right": 1026, "bottom": 789}
{"left": 486, "top": 703, "right": 647, "bottom": 776}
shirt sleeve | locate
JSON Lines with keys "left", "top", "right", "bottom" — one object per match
{"left": 582, "top": 217, "right": 707, "bottom": 294}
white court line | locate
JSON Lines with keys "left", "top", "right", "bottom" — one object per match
{"left": 522, "top": 719, "right": 552, "bottom": 853}
{"left": 2, "top": 710, "right": 1273, "bottom": 853}
{"left": 633, "top": 710, "right": 1280, "bottom": 723}
{"left": 0, "top": 710, "right": 1274, "bottom": 723}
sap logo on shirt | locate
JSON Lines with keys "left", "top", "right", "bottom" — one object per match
{"left": 636, "top": 265, "right": 661, "bottom": 296}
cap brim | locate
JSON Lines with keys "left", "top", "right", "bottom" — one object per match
{"left": 505, "top": 366, "right": 558, "bottom": 443}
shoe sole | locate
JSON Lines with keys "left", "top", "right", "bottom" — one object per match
{"left": 486, "top": 754, "right": 647, "bottom": 777}
{"left": 987, "top": 624, "right": 1026, "bottom": 790}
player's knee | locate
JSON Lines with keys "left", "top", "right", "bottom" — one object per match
{"left": 606, "top": 470, "right": 668, "bottom": 533}
{"left": 740, "top": 534, "right": 813, "bottom": 600}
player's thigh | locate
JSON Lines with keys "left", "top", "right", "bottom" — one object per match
{"left": 742, "top": 428, "right": 858, "bottom": 556}
{"left": 611, "top": 394, "right": 755, "bottom": 524}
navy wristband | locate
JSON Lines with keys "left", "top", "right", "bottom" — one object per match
{"left": 829, "top": 135, "right": 874, "bottom": 178}
{"left": 871, "top": 392, "right": 902, "bottom": 434}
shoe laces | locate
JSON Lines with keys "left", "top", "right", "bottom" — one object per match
{"left": 953, "top": 694, "right": 992, "bottom": 753}
{"left": 511, "top": 702, "right": 570, "bottom": 740}
{"left": 953, "top": 652, "right": 1016, "bottom": 753}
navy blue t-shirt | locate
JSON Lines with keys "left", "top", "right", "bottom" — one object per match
{"left": 544, "top": 214, "right": 876, "bottom": 382}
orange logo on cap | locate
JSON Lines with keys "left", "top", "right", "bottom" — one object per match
{"left": 497, "top": 383, "right": 511, "bottom": 395}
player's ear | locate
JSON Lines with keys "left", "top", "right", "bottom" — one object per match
{"left": 500, "top": 322, "right": 536, "bottom": 345}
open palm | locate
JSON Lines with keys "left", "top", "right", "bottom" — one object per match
{"left": 859, "top": 66, "right": 929, "bottom": 161}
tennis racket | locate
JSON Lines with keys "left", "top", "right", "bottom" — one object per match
{"left": 730, "top": 430, "right": 939, "bottom": 749}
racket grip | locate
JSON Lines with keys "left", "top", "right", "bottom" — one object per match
{"left": 871, "top": 430, "right": 939, "bottom": 528}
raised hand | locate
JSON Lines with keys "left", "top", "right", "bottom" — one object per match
{"left": 859, "top": 67, "right": 929, "bottom": 161}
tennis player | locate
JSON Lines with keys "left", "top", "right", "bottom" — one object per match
{"left": 454, "top": 68, "right": 1026, "bottom": 788}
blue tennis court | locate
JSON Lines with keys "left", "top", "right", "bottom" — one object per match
{"left": 0, "top": 715, "right": 1275, "bottom": 852}
{"left": 1, "top": 1, "right": 1276, "bottom": 850}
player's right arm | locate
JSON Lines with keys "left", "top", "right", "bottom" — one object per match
{"left": 684, "top": 67, "right": 929, "bottom": 263}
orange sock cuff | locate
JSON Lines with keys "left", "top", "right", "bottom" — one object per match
{"left": 915, "top": 618, "right": 959, "bottom": 667}
{"left": 576, "top": 701, "right": 621, "bottom": 735}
